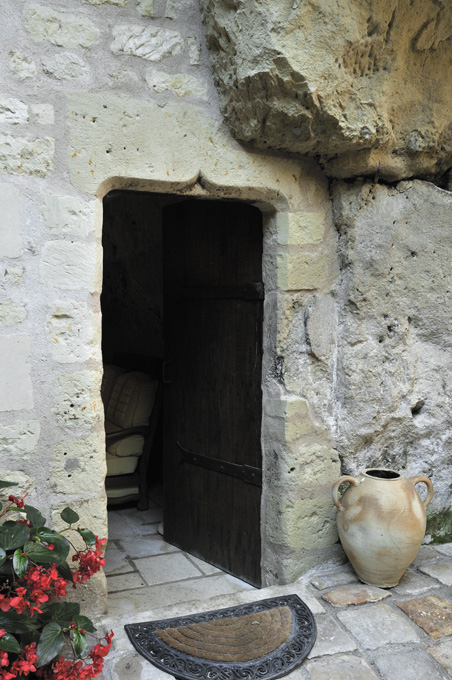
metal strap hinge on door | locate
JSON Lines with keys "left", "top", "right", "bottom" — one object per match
{"left": 177, "top": 441, "right": 262, "bottom": 486}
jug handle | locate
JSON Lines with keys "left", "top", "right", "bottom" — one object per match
{"left": 332, "top": 476, "right": 358, "bottom": 511}
{"left": 409, "top": 475, "right": 434, "bottom": 508}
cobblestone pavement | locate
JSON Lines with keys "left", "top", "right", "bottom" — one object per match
{"left": 99, "top": 493, "right": 452, "bottom": 680}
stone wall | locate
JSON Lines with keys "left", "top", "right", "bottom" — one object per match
{"left": 0, "top": 0, "right": 344, "bottom": 608}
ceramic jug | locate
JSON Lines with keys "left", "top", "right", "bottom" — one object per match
{"left": 332, "top": 468, "right": 434, "bottom": 587}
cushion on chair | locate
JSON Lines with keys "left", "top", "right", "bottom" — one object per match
{"left": 106, "top": 450, "right": 141, "bottom": 476}
{"left": 101, "top": 365, "right": 126, "bottom": 406}
{"left": 106, "top": 372, "right": 158, "bottom": 429}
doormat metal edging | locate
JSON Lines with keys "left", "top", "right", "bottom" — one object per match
{"left": 125, "top": 594, "right": 317, "bottom": 680}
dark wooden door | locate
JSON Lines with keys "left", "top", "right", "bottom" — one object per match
{"left": 162, "top": 199, "right": 263, "bottom": 587}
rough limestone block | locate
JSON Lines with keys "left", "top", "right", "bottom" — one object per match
{"left": 145, "top": 71, "right": 208, "bottom": 100}
{"left": 337, "top": 604, "right": 420, "bottom": 649}
{"left": 277, "top": 212, "right": 326, "bottom": 246}
{"left": 43, "top": 195, "right": 95, "bottom": 237}
{"left": 8, "top": 52, "right": 36, "bottom": 80}
{"left": 0, "top": 335, "right": 33, "bottom": 411}
{"left": 30, "top": 104, "right": 54, "bottom": 125}
{"left": 41, "top": 53, "right": 89, "bottom": 80}
{"left": 0, "top": 472, "right": 34, "bottom": 500}
{"left": 53, "top": 371, "right": 103, "bottom": 429}
{"left": 0, "top": 183, "right": 22, "bottom": 257}
{"left": 307, "top": 655, "right": 379, "bottom": 680}
{"left": 40, "top": 241, "right": 99, "bottom": 291}
{"left": 46, "top": 301, "right": 100, "bottom": 363}
{"left": 0, "top": 99, "right": 29, "bottom": 125}
{"left": 0, "top": 300, "right": 27, "bottom": 326}
{"left": 277, "top": 248, "right": 335, "bottom": 292}
{"left": 64, "top": 570, "right": 107, "bottom": 618}
{"left": 24, "top": 4, "right": 101, "bottom": 48}
{"left": 136, "top": 0, "right": 154, "bottom": 16}
{"left": 110, "top": 24, "right": 184, "bottom": 61}
{"left": 0, "top": 421, "right": 40, "bottom": 458}
{"left": 0, "top": 134, "right": 54, "bottom": 177}
{"left": 332, "top": 181, "right": 452, "bottom": 513}
{"left": 418, "top": 561, "right": 452, "bottom": 587}
{"left": 311, "top": 567, "right": 359, "bottom": 591}
{"left": 200, "top": 0, "right": 452, "bottom": 180}
{"left": 51, "top": 497, "right": 108, "bottom": 550}
{"left": 305, "top": 294, "right": 338, "bottom": 363}
{"left": 51, "top": 432, "right": 106, "bottom": 495}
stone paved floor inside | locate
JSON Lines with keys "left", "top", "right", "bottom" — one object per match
{"left": 100, "top": 488, "right": 452, "bottom": 680}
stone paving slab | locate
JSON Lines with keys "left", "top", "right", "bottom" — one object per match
{"left": 435, "top": 543, "right": 452, "bottom": 558}
{"left": 307, "top": 615, "right": 358, "bottom": 658}
{"left": 398, "top": 595, "right": 452, "bottom": 639}
{"left": 104, "top": 543, "right": 132, "bottom": 576}
{"left": 337, "top": 604, "right": 420, "bottom": 649}
{"left": 311, "top": 567, "right": 359, "bottom": 591}
{"left": 392, "top": 568, "right": 440, "bottom": 596}
{"left": 107, "top": 572, "right": 148, "bottom": 593}
{"left": 374, "top": 649, "right": 450, "bottom": 680}
{"left": 322, "top": 584, "right": 390, "bottom": 607}
{"left": 134, "top": 552, "right": 203, "bottom": 585}
{"left": 117, "top": 535, "right": 180, "bottom": 559}
{"left": 418, "top": 561, "right": 452, "bottom": 586}
{"left": 428, "top": 639, "right": 452, "bottom": 675}
{"left": 306, "top": 654, "right": 379, "bottom": 680}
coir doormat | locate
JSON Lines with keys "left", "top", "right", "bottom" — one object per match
{"left": 125, "top": 595, "right": 317, "bottom": 680}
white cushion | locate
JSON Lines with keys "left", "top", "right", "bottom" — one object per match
{"left": 106, "top": 372, "right": 158, "bottom": 429}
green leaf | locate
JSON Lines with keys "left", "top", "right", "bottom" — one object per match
{"left": 56, "top": 561, "right": 72, "bottom": 582}
{"left": 78, "top": 528, "right": 95, "bottom": 546}
{"left": 60, "top": 507, "right": 79, "bottom": 525}
{"left": 0, "top": 632, "right": 20, "bottom": 654}
{"left": 0, "top": 547, "right": 6, "bottom": 567}
{"left": 0, "top": 481, "right": 19, "bottom": 490}
{"left": 25, "top": 505, "right": 46, "bottom": 528}
{"left": 33, "top": 529, "right": 70, "bottom": 564}
{"left": 0, "top": 611, "right": 40, "bottom": 634}
{"left": 0, "top": 522, "right": 30, "bottom": 551}
{"left": 72, "top": 614, "right": 96, "bottom": 633}
{"left": 37, "top": 622, "right": 65, "bottom": 668}
{"left": 43, "top": 602, "right": 80, "bottom": 626}
{"left": 24, "top": 541, "right": 59, "bottom": 565}
{"left": 72, "top": 628, "right": 86, "bottom": 657}
{"left": 49, "top": 539, "right": 70, "bottom": 565}
{"left": 13, "top": 549, "right": 28, "bottom": 578}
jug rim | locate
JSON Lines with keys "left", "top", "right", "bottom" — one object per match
{"left": 364, "top": 468, "right": 401, "bottom": 480}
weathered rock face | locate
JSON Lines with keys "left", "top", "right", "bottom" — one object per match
{"left": 200, "top": 0, "right": 452, "bottom": 181}
{"left": 332, "top": 180, "right": 452, "bottom": 533}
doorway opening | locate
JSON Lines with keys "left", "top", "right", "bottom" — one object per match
{"left": 101, "top": 190, "right": 264, "bottom": 594}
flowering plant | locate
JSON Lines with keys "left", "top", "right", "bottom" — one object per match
{"left": 0, "top": 479, "right": 113, "bottom": 680}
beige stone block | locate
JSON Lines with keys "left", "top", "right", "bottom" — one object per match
{"left": 1, "top": 267, "right": 24, "bottom": 285}
{"left": 52, "top": 498, "right": 108, "bottom": 562}
{"left": 40, "top": 241, "right": 98, "bottom": 291}
{"left": 43, "top": 195, "right": 95, "bottom": 237}
{"left": 0, "top": 472, "right": 34, "bottom": 499}
{"left": 0, "top": 99, "right": 29, "bottom": 125}
{"left": 24, "top": 4, "right": 101, "bottom": 48}
{"left": 187, "top": 37, "right": 201, "bottom": 65}
{"left": 0, "top": 134, "right": 54, "bottom": 177}
{"left": 51, "top": 432, "right": 106, "bottom": 495}
{"left": 0, "top": 183, "right": 22, "bottom": 258}
{"left": 266, "top": 493, "right": 338, "bottom": 551}
{"left": 0, "top": 300, "right": 26, "bottom": 326}
{"left": 46, "top": 300, "right": 100, "bottom": 363}
{"left": 65, "top": 570, "right": 108, "bottom": 619}
{"left": 0, "top": 335, "right": 33, "bottom": 411}
{"left": 84, "top": 0, "right": 129, "bottom": 5}
{"left": 53, "top": 370, "right": 103, "bottom": 429}
{"left": 277, "top": 247, "right": 334, "bottom": 291}
{"left": 30, "top": 104, "right": 54, "bottom": 125}
{"left": 0, "top": 420, "right": 40, "bottom": 458}
{"left": 136, "top": 0, "right": 154, "bottom": 15}
{"left": 8, "top": 52, "right": 36, "bottom": 80}
{"left": 42, "top": 53, "right": 89, "bottom": 80}
{"left": 145, "top": 71, "right": 208, "bottom": 100}
{"left": 322, "top": 585, "right": 391, "bottom": 607}
{"left": 110, "top": 24, "right": 183, "bottom": 61}
{"left": 264, "top": 396, "right": 314, "bottom": 444}
{"left": 277, "top": 211, "right": 326, "bottom": 246}
{"left": 165, "top": 0, "right": 193, "bottom": 19}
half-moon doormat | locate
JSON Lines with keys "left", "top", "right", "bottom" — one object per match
{"left": 125, "top": 595, "right": 317, "bottom": 680}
